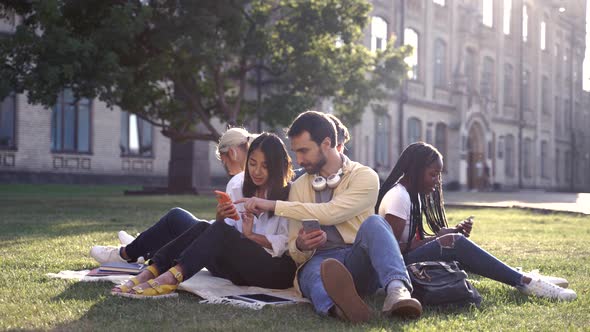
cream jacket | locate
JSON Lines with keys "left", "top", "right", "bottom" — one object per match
{"left": 275, "top": 155, "right": 380, "bottom": 265}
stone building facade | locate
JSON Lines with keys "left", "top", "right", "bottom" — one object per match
{"left": 346, "top": 0, "right": 590, "bottom": 191}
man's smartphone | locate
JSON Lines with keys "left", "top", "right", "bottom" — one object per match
{"left": 302, "top": 219, "right": 321, "bottom": 232}
{"left": 214, "top": 190, "right": 239, "bottom": 220}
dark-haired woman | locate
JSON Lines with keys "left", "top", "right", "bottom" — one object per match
{"left": 113, "top": 133, "right": 296, "bottom": 298}
{"left": 376, "top": 142, "right": 576, "bottom": 301}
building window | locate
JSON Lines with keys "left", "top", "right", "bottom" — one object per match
{"left": 540, "top": 20, "right": 547, "bottom": 51}
{"left": 434, "top": 123, "right": 447, "bottom": 161}
{"left": 555, "top": 149, "right": 561, "bottom": 182}
{"left": 121, "top": 112, "right": 153, "bottom": 157}
{"left": 51, "top": 89, "right": 91, "bottom": 153}
{"left": 505, "top": 134, "right": 514, "bottom": 177}
{"left": 564, "top": 150, "right": 571, "bottom": 182}
{"left": 374, "top": 113, "right": 390, "bottom": 169}
{"left": 433, "top": 38, "right": 447, "bottom": 87}
{"left": 541, "top": 141, "right": 548, "bottom": 178}
{"left": 371, "top": 16, "right": 388, "bottom": 52}
{"left": 522, "top": 70, "right": 530, "bottom": 109}
{"left": 464, "top": 48, "right": 477, "bottom": 87}
{"left": 522, "top": 4, "right": 529, "bottom": 42}
{"left": 542, "top": 76, "right": 550, "bottom": 114}
{"left": 564, "top": 99, "right": 571, "bottom": 129}
{"left": 497, "top": 136, "right": 504, "bottom": 159}
{"left": 0, "top": 94, "right": 16, "bottom": 150}
{"left": 480, "top": 56, "right": 495, "bottom": 97}
{"left": 555, "top": 96, "right": 561, "bottom": 135}
{"left": 482, "top": 0, "right": 493, "bottom": 27}
{"left": 523, "top": 138, "right": 532, "bottom": 178}
{"left": 404, "top": 28, "right": 419, "bottom": 80}
{"left": 407, "top": 117, "right": 422, "bottom": 145}
{"left": 504, "top": 63, "right": 513, "bottom": 105}
{"left": 503, "top": 0, "right": 512, "bottom": 35}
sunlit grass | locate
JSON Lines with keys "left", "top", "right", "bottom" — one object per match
{"left": 0, "top": 185, "right": 588, "bottom": 331}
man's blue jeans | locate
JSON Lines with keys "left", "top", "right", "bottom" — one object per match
{"left": 404, "top": 234, "right": 524, "bottom": 287}
{"left": 297, "top": 215, "right": 411, "bottom": 315}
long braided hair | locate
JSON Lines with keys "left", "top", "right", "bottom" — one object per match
{"left": 375, "top": 142, "right": 447, "bottom": 250}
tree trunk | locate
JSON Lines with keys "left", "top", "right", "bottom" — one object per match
{"left": 167, "top": 139, "right": 211, "bottom": 194}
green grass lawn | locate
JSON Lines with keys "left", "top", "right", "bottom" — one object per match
{"left": 0, "top": 184, "right": 588, "bottom": 331}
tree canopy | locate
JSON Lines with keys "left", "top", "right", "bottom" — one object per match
{"left": 0, "top": 0, "right": 408, "bottom": 141}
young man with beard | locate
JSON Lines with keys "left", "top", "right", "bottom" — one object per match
{"left": 236, "top": 111, "right": 422, "bottom": 323}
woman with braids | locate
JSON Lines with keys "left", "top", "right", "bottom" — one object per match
{"left": 376, "top": 142, "right": 576, "bottom": 301}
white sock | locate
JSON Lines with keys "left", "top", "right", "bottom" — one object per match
{"left": 386, "top": 280, "right": 405, "bottom": 292}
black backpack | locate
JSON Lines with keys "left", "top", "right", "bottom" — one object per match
{"left": 407, "top": 261, "right": 482, "bottom": 307}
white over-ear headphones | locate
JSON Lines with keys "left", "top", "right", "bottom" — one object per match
{"left": 311, "top": 169, "right": 343, "bottom": 191}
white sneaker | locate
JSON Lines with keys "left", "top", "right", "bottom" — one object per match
{"left": 517, "top": 268, "right": 569, "bottom": 288}
{"left": 89, "top": 246, "right": 127, "bottom": 264}
{"left": 118, "top": 230, "right": 136, "bottom": 245}
{"left": 519, "top": 278, "right": 577, "bottom": 301}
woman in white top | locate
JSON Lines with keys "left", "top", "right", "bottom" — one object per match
{"left": 376, "top": 142, "right": 575, "bottom": 301}
{"left": 114, "top": 133, "right": 296, "bottom": 298}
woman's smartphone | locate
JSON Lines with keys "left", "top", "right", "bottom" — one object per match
{"left": 214, "top": 190, "right": 239, "bottom": 220}
{"left": 302, "top": 219, "right": 321, "bottom": 232}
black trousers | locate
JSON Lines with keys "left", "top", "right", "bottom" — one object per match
{"left": 125, "top": 207, "right": 206, "bottom": 261}
{"left": 151, "top": 220, "right": 297, "bottom": 289}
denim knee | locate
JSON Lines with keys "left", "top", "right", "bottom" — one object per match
{"left": 358, "top": 214, "right": 393, "bottom": 235}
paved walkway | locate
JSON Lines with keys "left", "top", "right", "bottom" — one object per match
{"left": 443, "top": 191, "right": 590, "bottom": 215}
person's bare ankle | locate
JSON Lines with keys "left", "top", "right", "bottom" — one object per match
{"left": 522, "top": 276, "right": 532, "bottom": 285}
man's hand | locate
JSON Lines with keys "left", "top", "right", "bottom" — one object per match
{"left": 234, "top": 197, "right": 276, "bottom": 215}
{"left": 296, "top": 228, "right": 327, "bottom": 251}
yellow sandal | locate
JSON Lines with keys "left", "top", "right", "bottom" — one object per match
{"left": 122, "top": 266, "right": 183, "bottom": 299}
{"left": 111, "top": 265, "right": 159, "bottom": 294}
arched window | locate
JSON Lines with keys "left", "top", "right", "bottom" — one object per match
{"left": 464, "top": 48, "right": 477, "bottom": 86}
{"left": 374, "top": 113, "right": 391, "bottom": 169}
{"left": 434, "top": 122, "right": 447, "bottom": 162}
{"left": 404, "top": 28, "right": 419, "bottom": 80}
{"left": 482, "top": 0, "right": 493, "bottom": 27}
{"left": 522, "top": 70, "right": 530, "bottom": 109}
{"left": 540, "top": 16, "right": 547, "bottom": 50}
{"left": 480, "top": 56, "right": 495, "bottom": 97}
{"left": 522, "top": 4, "right": 529, "bottom": 42}
{"left": 51, "top": 89, "right": 91, "bottom": 153}
{"left": 504, "top": 63, "right": 513, "bottom": 105}
{"left": 433, "top": 39, "right": 447, "bottom": 87}
{"left": 407, "top": 117, "right": 422, "bottom": 145}
{"left": 523, "top": 138, "right": 532, "bottom": 178}
{"left": 555, "top": 149, "right": 561, "bottom": 183}
{"left": 371, "top": 16, "right": 388, "bottom": 52}
{"left": 542, "top": 76, "right": 550, "bottom": 113}
{"left": 504, "top": 134, "right": 514, "bottom": 177}
{"left": 503, "top": 0, "right": 512, "bottom": 35}
{"left": 540, "top": 140, "right": 548, "bottom": 178}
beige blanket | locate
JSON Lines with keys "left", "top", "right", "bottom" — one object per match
{"left": 47, "top": 269, "right": 308, "bottom": 309}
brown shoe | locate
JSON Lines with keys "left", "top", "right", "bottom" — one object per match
{"left": 382, "top": 285, "right": 422, "bottom": 319}
{"left": 320, "top": 258, "right": 372, "bottom": 323}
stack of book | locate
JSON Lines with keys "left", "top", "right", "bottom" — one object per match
{"left": 87, "top": 262, "right": 147, "bottom": 277}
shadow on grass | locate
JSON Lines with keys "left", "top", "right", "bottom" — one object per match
{"left": 47, "top": 281, "right": 490, "bottom": 331}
